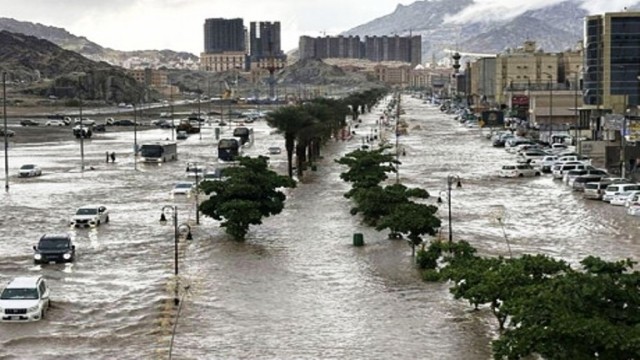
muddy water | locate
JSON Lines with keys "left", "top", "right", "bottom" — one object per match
{"left": 1, "top": 98, "right": 637, "bottom": 359}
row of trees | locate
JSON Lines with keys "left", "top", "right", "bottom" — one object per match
{"left": 198, "top": 88, "right": 387, "bottom": 240}
{"left": 266, "top": 88, "right": 387, "bottom": 179}
{"left": 417, "top": 240, "right": 640, "bottom": 359}
{"left": 336, "top": 145, "right": 441, "bottom": 252}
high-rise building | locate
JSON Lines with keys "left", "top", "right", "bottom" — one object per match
{"left": 584, "top": 11, "right": 640, "bottom": 112}
{"left": 203, "top": 18, "right": 245, "bottom": 53}
{"left": 298, "top": 35, "right": 421, "bottom": 65}
{"left": 249, "top": 21, "right": 286, "bottom": 70}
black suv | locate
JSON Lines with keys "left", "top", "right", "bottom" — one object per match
{"left": 33, "top": 234, "right": 75, "bottom": 264}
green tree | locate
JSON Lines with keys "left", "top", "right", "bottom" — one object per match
{"left": 336, "top": 146, "right": 398, "bottom": 190}
{"left": 199, "top": 156, "right": 296, "bottom": 240}
{"left": 348, "top": 183, "right": 429, "bottom": 226}
{"left": 493, "top": 257, "right": 640, "bottom": 360}
{"left": 266, "top": 105, "right": 314, "bottom": 178}
{"left": 375, "top": 201, "right": 441, "bottom": 254}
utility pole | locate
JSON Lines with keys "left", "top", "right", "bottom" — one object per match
{"left": 3, "top": 72, "right": 8, "bottom": 192}
{"left": 197, "top": 85, "right": 202, "bottom": 141}
{"left": 133, "top": 103, "right": 138, "bottom": 171}
{"left": 79, "top": 79, "right": 85, "bottom": 173}
{"left": 170, "top": 82, "right": 175, "bottom": 141}
{"left": 622, "top": 95, "right": 628, "bottom": 178}
{"left": 574, "top": 71, "right": 579, "bottom": 153}
{"left": 395, "top": 92, "right": 400, "bottom": 184}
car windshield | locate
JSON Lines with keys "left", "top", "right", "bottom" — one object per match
{"left": 175, "top": 183, "right": 193, "bottom": 189}
{"left": 76, "top": 208, "right": 97, "bottom": 215}
{"left": 0, "top": 288, "right": 39, "bottom": 300}
{"left": 502, "top": 166, "right": 515, "bottom": 170}
{"left": 20, "top": 165, "right": 35, "bottom": 170}
{"left": 38, "top": 238, "right": 69, "bottom": 250}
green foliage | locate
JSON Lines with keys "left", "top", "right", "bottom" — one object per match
{"left": 416, "top": 242, "right": 444, "bottom": 270}
{"left": 375, "top": 202, "right": 441, "bottom": 246}
{"left": 336, "top": 146, "right": 398, "bottom": 189}
{"left": 348, "top": 183, "right": 428, "bottom": 226}
{"left": 199, "top": 156, "right": 296, "bottom": 240}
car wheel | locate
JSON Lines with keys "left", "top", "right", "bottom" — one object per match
{"left": 40, "top": 309, "right": 45, "bottom": 320}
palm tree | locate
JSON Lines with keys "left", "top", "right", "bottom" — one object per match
{"left": 266, "top": 105, "right": 314, "bottom": 178}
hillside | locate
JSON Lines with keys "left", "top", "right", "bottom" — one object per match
{"left": 0, "top": 17, "right": 198, "bottom": 69}
{"left": 0, "top": 31, "right": 146, "bottom": 102}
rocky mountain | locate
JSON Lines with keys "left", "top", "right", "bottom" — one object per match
{"left": 342, "top": 0, "right": 633, "bottom": 62}
{"left": 0, "top": 31, "right": 146, "bottom": 102}
{"left": 0, "top": 17, "right": 198, "bottom": 69}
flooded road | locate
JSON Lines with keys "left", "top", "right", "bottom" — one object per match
{"left": 1, "top": 97, "right": 638, "bottom": 359}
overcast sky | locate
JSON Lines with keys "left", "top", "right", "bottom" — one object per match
{"left": 0, "top": 0, "right": 638, "bottom": 54}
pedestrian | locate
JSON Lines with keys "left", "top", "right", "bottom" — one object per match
{"left": 110, "top": 152, "right": 116, "bottom": 163}
{"left": 106, "top": 151, "right": 110, "bottom": 163}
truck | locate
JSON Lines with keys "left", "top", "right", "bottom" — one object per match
{"left": 139, "top": 142, "right": 178, "bottom": 163}
{"left": 217, "top": 138, "right": 240, "bottom": 162}
{"left": 176, "top": 119, "right": 200, "bottom": 134}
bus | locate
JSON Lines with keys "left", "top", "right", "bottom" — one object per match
{"left": 217, "top": 138, "right": 240, "bottom": 162}
{"left": 139, "top": 142, "right": 178, "bottom": 163}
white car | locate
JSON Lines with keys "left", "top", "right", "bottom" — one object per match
{"left": 609, "top": 191, "right": 639, "bottom": 206}
{"left": 534, "top": 155, "right": 558, "bottom": 172}
{"left": 627, "top": 202, "right": 640, "bottom": 216}
{"left": 70, "top": 205, "right": 110, "bottom": 227}
{"left": 171, "top": 182, "right": 195, "bottom": 195}
{"left": 73, "top": 118, "right": 96, "bottom": 126}
{"left": 0, "top": 276, "right": 50, "bottom": 322}
{"left": 19, "top": 164, "right": 42, "bottom": 177}
{"left": 500, "top": 164, "right": 541, "bottom": 178}
{"left": 45, "top": 120, "right": 65, "bottom": 126}
{"left": 602, "top": 184, "right": 640, "bottom": 203}
{"left": 186, "top": 164, "right": 206, "bottom": 179}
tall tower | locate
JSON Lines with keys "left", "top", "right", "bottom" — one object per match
{"left": 203, "top": 18, "right": 245, "bottom": 53}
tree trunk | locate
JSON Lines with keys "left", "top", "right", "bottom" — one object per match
{"left": 285, "top": 134, "right": 295, "bottom": 178}
{"left": 296, "top": 143, "right": 305, "bottom": 178}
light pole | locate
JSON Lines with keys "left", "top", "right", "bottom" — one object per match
{"left": 78, "top": 80, "right": 85, "bottom": 172}
{"left": 186, "top": 162, "right": 200, "bottom": 225}
{"left": 197, "top": 85, "right": 202, "bottom": 141}
{"left": 160, "top": 205, "right": 193, "bottom": 306}
{"left": 542, "top": 72, "right": 553, "bottom": 143}
{"left": 437, "top": 175, "right": 462, "bottom": 246}
{"left": 395, "top": 92, "right": 401, "bottom": 184}
{"left": 3, "top": 72, "right": 8, "bottom": 192}
{"left": 133, "top": 103, "right": 138, "bottom": 171}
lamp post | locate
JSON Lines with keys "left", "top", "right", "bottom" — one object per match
{"left": 78, "top": 80, "right": 85, "bottom": 172}
{"left": 133, "top": 103, "right": 138, "bottom": 171}
{"left": 160, "top": 205, "right": 193, "bottom": 306}
{"left": 186, "top": 162, "right": 201, "bottom": 225}
{"left": 542, "top": 72, "right": 553, "bottom": 143}
{"left": 437, "top": 175, "right": 462, "bottom": 246}
{"left": 3, "top": 72, "right": 8, "bottom": 192}
{"left": 395, "top": 92, "right": 401, "bottom": 184}
{"left": 197, "top": 85, "right": 202, "bottom": 141}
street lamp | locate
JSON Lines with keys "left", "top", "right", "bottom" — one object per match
{"left": 542, "top": 72, "right": 553, "bottom": 143}
{"left": 78, "top": 78, "right": 85, "bottom": 172}
{"left": 3, "top": 72, "right": 8, "bottom": 192}
{"left": 133, "top": 103, "right": 138, "bottom": 171}
{"left": 437, "top": 175, "right": 462, "bottom": 246}
{"left": 186, "top": 162, "right": 201, "bottom": 225}
{"left": 159, "top": 205, "right": 193, "bottom": 306}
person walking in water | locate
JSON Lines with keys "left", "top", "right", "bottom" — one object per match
{"left": 110, "top": 152, "right": 116, "bottom": 163}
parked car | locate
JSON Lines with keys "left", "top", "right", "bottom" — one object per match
{"left": 70, "top": 205, "right": 109, "bottom": 227}
{"left": 33, "top": 233, "right": 75, "bottom": 264}
{"left": 610, "top": 190, "right": 640, "bottom": 206}
{"left": 0, "top": 128, "right": 15, "bottom": 137}
{"left": 0, "top": 276, "right": 50, "bottom": 322}
{"left": 572, "top": 175, "right": 608, "bottom": 192}
{"left": 268, "top": 146, "right": 282, "bottom": 155}
{"left": 563, "top": 169, "right": 607, "bottom": 186}
{"left": 623, "top": 191, "right": 640, "bottom": 208}
{"left": 603, "top": 184, "right": 640, "bottom": 203}
{"left": 171, "top": 182, "right": 195, "bottom": 195}
{"left": 45, "top": 120, "right": 65, "bottom": 126}
{"left": 72, "top": 125, "right": 92, "bottom": 139}
{"left": 583, "top": 181, "right": 613, "bottom": 200}
{"left": 93, "top": 124, "right": 106, "bottom": 132}
{"left": 19, "top": 164, "right": 42, "bottom": 177}
{"left": 203, "top": 168, "right": 228, "bottom": 182}
{"left": 500, "top": 164, "right": 541, "bottom": 178}
{"left": 113, "top": 119, "right": 137, "bottom": 126}
{"left": 533, "top": 155, "right": 558, "bottom": 173}
{"left": 20, "top": 119, "right": 39, "bottom": 126}
{"left": 176, "top": 130, "right": 189, "bottom": 140}
{"left": 73, "top": 118, "right": 96, "bottom": 126}
{"left": 627, "top": 202, "right": 640, "bottom": 216}
{"left": 552, "top": 163, "right": 591, "bottom": 180}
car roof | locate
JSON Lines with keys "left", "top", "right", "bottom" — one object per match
{"left": 41, "top": 233, "right": 71, "bottom": 240}
{"left": 78, "top": 204, "right": 104, "bottom": 208}
{"left": 5, "top": 276, "right": 42, "bottom": 288}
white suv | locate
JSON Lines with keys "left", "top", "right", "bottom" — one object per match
{"left": 0, "top": 276, "right": 50, "bottom": 322}
{"left": 70, "top": 205, "right": 110, "bottom": 227}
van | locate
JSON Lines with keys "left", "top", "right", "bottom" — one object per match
{"left": 583, "top": 181, "right": 611, "bottom": 200}
{"left": 602, "top": 183, "right": 640, "bottom": 202}
{"left": 573, "top": 176, "right": 607, "bottom": 192}
{"left": 551, "top": 163, "right": 590, "bottom": 180}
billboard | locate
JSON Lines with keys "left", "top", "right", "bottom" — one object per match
{"left": 479, "top": 111, "right": 504, "bottom": 128}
